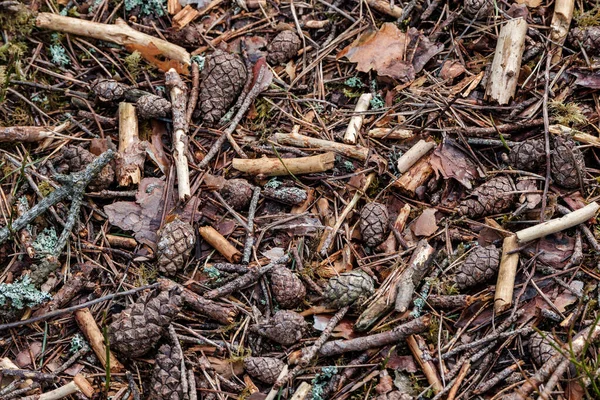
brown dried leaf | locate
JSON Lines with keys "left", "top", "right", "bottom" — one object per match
{"left": 338, "top": 24, "right": 443, "bottom": 82}
{"left": 387, "top": 354, "right": 418, "bottom": 373}
{"left": 440, "top": 60, "right": 466, "bottom": 80}
{"left": 411, "top": 208, "right": 438, "bottom": 237}
{"left": 125, "top": 42, "right": 189, "bottom": 74}
{"left": 517, "top": 179, "right": 541, "bottom": 209}
{"left": 429, "top": 140, "right": 480, "bottom": 189}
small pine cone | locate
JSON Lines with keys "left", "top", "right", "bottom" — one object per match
{"left": 464, "top": 0, "right": 493, "bottom": 19}
{"left": 454, "top": 245, "right": 500, "bottom": 289}
{"left": 220, "top": 179, "right": 254, "bottom": 211}
{"left": 137, "top": 94, "right": 172, "bottom": 119}
{"left": 108, "top": 287, "right": 182, "bottom": 357}
{"left": 360, "top": 202, "right": 389, "bottom": 247}
{"left": 269, "top": 266, "right": 306, "bottom": 308}
{"left": 529, "top": 331, "right": 558, "bottom": 366}
{"left": 458, "top": 176, "right": 515, "bottom": 218}
{"left": 508, "top": 139, "right": 546, "bottom": 172}
{"left": 149, "top": 344, "right": 184, "bottom": 400}
{"left": 257, "top": 310, "right": 308, "bottom": 346}
{"left": 267, "top": 30, "right": 302, "bottom": 65}
{"left": 376, "top": 392, "right": 414, "bottom": 400}
{"left": 198, "top": 50, "right": 247, "bottom": 125}
{"left": 244, "top": 357, "right": 285, "bottom": 384}
{"left": 323, "top": 270, "right": 375, "bottom": 308}
{"left": 569, "top": 27, "right": 600, "bottom": 56}
{"left": 91, "top": 78, "right": 128, "bottom": 102}
{"left": 156, "top": 219, "right": 196, "bottom": 276}
{"left": 551, "top": 135, "right": 585, "bottom": 189}
{"left": 55, "top": 145, "right": 114, "bottom": 191}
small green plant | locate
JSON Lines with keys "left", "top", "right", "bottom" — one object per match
{"left": 124, "top": 50, "right": 143, "bottom": 79}
{"left": 550, "top": 101, "right": 587, "bottom": 126}
{"left": 0, "top": 276, "right": 51, "bottom": 309}
{"left": 575, "top": 6, "right": 600, "bottom": 28}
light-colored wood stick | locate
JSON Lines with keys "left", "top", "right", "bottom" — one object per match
{"left": 74, "top": 308, "right": 124, "bottom": 372}
{"left": 35, "top": 14, "right": 190, "bottom": 66}
{"left": 550, "top": 0, "right": 575, "bottom": 63}
{"left": 407, "top": 335, "right": 443, "bottom": 394}
{"left": 166, "top": 69, "right": 191, "bottom": 200}
{"left": 273, "top": 132, "right": 370, "bottom": 161}
{"left": 395, "top": 239, "right": 435, "bottom": 312}
{"left": 0, "top": 357, "right": 33, "bottom": 387}
{"left": 368, "top": 127, "right": 414, "bottom": 140}
{"left": 494, "top": 235, "right": 520, "bottom": 313}
{"left": 396, "top": 140, "right": 436, "bottom": 174}
{"left": 515, "top": 202, "right": 599, "bottom": 243}
{"left": 0, "top": 122, "right": 70, "bottom": 142}
{"left": 549, "top": 124, "right": 600, "bottom": 147}
{"left": 199, "top": 226, "right": 242, "bottom": 263}
{"left": 344, "top": 93, "right": 372, "bottom": 145}
{"left": 21, "top": 375, "right": 94, "bottom": 400}
{"left": 393, "top": 156, "right": 434, "bottom": 196}
{"left": 366, "top": 0, "right": 403, "bottom": 18}
{"left": 290, "top": 382, "right": 312, "bottom": 400}
{"left": 394, "top": 204, "right": 411, "bottom": 232}
{"left": 232, "top": 152, "right": 336, "bottom": 176}
{"left": 116, "top": 103, "right": 143, "bottom": 186}
{"left": 485, "top": 17, "right": 528, "bottom": 105}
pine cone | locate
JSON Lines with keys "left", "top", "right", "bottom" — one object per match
{"left": 108, "top": 287, "right": 182, "bottom": 357}
{"left": 256, "top": 310, "right": 308, "bottom": 346}
{"left": 458, "top": 176, "right": 515, "bottom": 218}
{"left": 137, "top": 94, "right": 172, "bottom": 119}
{"left": 454, "top": 245, "right": 500, "bottom": 289}
{"left": 323, "top": 270, "right": 375, "bottom": 308}
{"left": 569, "top": 27, "right": 600, "bottom": 56}
{"left": 220, "top": 179, "right": 254, "bottom": 211}
{"left": 508, "top": 139, "right": 546, "bottom": 172}
{"left": 198, "top": 50, "right": 247, "bottom": 125}
{"left": 551, "top": 135, "right": 585, "bottom": 189}
{"left": 269, "top": 266, "right": 306, "bottom": 308}
{"left": 244, "top": 357, "right": 285, "bottom": 384}
{"left": 149, "top": 344, "right": 184, "bottom": 400}
{"left": 91, "top": 78, "right": 128, "bottom": 102}
{"left": 156, "top": 219, "right": 196, "bottom": 277}
{"left": 529, "top": 331, "right": 558, "bottom": 366}
{"left": 376, "top": 392, "right": 414, "bottom": 400}
{"left": 55, "top": 145, "right": 114, "bottom": 191}
{"left": 267, "top": 30, "right": 302, "bottom": 65}
{"left": 360, "top": 202, "right": 389, "bottom": 247}
{"left": 464, "top": 0, "right": 493, "bottom": 19}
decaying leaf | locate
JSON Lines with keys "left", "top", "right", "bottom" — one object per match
{"left": 429, "top": 140, "right": 480, "bottom": 189}
{"left": 517, "top": 178, "right": 541, "bottom": 209}
{"left": 337, "top": 24, "right": 443, "bottom": 83}
{"left": 125, "top": 42, "right": 189, "bottom": 74}
{"left": 440, "top": 60, "right": 466, "bottom": 80}
{"left": 411, "top": 208, "right": 438, "bottom": 237}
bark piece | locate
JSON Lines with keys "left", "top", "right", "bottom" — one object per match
{"left": 116, "top": 102, "right": 144, "bottom": 187}
{"left": 550, "top": 0, "right": 575, "bottom": 62}
{"left": 494, "top": 234, "right": 519, "bottom": 313}
{"left": 199, "top": 225, "right": 241, "bottom": 263}
{"left": 393, "top": 156, "right": 434, "bottom": 196}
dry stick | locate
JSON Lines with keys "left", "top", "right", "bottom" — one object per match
{"left": 186, "top": 62, "right": 200, "bottom": 126}
{"left": 395, "top": 239, "right": 435, "bottom": 312}
{"left": 407, "top": 335, "right": 443, "bottom": 394}
{"left": 125, "top": 371, "right": 141, "bottom": 400}
{"left": 166, "top": 69, "right": 191, "bottom": 201}
{"left": 243, "top": 187, "right": 261, "bottom": 264}
{"left": 550, "top": 0, "right": 575, "bottom": 63}
{"left": 20, "top": 375, "right": 94, "bottom": 400}
{"left": 199, "top": 226, "right": 242, "bottom": 263}
{"left": 550, "top": 124, "right": 600, "bottom": 148}
{"left": 74, "top": 308, "right": 124, "bottom": 372}
{"left": 203, "top": 255, "right": 289, "bottom": 299}
{"left": 116, "top": 103, "right": 142, "bottom": 186}
{"left": 396, "top": 140, "right": 436, "bottom": 174}
{"left": 0, "top": 122, "right": 70, "bottom": 142}
{"left": 365, "top": 0, "right": 403, "bottom": 17}
{"left": 485, "top": 17, "right": 528, "bottom": 104}
{"left": 439, "top": 326, "right": 533, "bottom": 361}
{"left": 473, "top": 361, "right": 524, "bottom": 395}
{"left": 212, "top": 192, "right": 250, "bottom": 231}
{"left": 168, "top": 325, "right": 188, "bottom": 398}
{"left": 233, "top": 152, "right": 336, "bottom": 176}
{"left": 392, "top": 156, "right": 434, "bottom": 196}
{"left": 273, "top": 131, "right": 370, "bottom": 161}
{"left": 343, "top": 93, "right": 372, "bottom": 144}
{"left": 445, "top": 118, "right": 546, "bottom": 137}
{"left": 0, "top": 369, "right": 56, "bottom": 381}
{"left": 447, "top": 361, "right": 470, "bottom": 400}
{"left": 188, "top": 369, "right": 197, "bottom": 400}
{"left": 367, "top": 127, "right": 414, "bottom": 140}
{"left": 539, "top": 357, "right": 571, "bottom": 400}
{"left": 494, "top": 234, "right": 520, "bottom": 313}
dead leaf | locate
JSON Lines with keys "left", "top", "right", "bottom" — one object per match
{"left": 262, "top": 247, "right": 285, "bottom": 261}
{"left": 125, "top": 42, "right": 189, "bottom": 74}
{"left": 15, "top": 341, "right": 43, "bottom": 367}
{"left": 524, "top": 234, "right": 574, "bottom": 268}
{"left": 313, "top": 314, "right": 356, "bottom": 339}
{"left": 568, "top": 70, "right": 600, "bottom": 89}
{"left": 376, "top": 372, "right": 394, "bottom": 395}
{"left": 554, "top": 281, "right": 583, "bottom": 312}
{"left": 387, "top": 354, "right": 418, "bottom": 373}
{"left": 440, "top": 60, "right": 466, "bottom": 80}
{"left": 517, "top": 179, "right": 541, "bottom": 209}
{"left": 272, "top": 215, "right": 324, "bottom": 236}
{"left": 338, "top": 24, "right": 443, "bottom": 83}
{"left": 411, "top": 208, "right": 438, "bottom": 237}
{"left": 429, "top": 140, "right": 480, "bottom": 189}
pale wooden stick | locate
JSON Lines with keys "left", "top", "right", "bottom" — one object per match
{"left": 393, "top": 156, "right": 434, "bottom": 196}
{"left": 395, "top": 239, "right": 435, "bottom": 312}
{"left": 550, "top": 0, "right": 575, "bottom": 63}
{"left": 515, "top": 202, "right": 599, "bottom": 243}
{"left": 273, "top": 132, "right": 370, "bottom": 161}
{"left": 396, "top": 140, "right": 436, "bottom": 174}
{"left": 407, "top": 335, "right": 443, "bottom": 394}
{"left": 485, "top": 18, "right": 528, "bottom": 105}
{"left": 550, "top": 124, "right": 600, "bottom": 147}
{"left": 494, "top": 235, "right": 519, "bottom": 313}
{"left": 35, "top": 14, "right": 190, "bottom": 66}
{"left": 74, "top": 308, "right": 124, "bottom": 372}
{"left": 344, "top": 93, "right": 372, "bottom": 145}
{"left": 232, "top": 152, "right": 335, "bottom": 176}
{"left": 0, "top": 122, "right": 70, "bottom": 142}
{"left": 0, "top": 357, "right": 33, "bottom": 387}
{"left": 21, "top": 375, "right": 94, "bottom": 400}
{"left": 366, "top": 0, "right": 403, "bottom": 18}
{"left": 368, "top": 127, "right": 414, "bottom": 140}
{"left": 290, "top": 382, "right": 312, "bottom": 400}
{"left": 394, "top": 204, "right": 411, "bottom": 232}
{"left": 264, "top": 365, "right": 289, "bottom": 400}
{"left": 116, "top": 103, "right": 142, "bottom": 186}
{"left": 199, "top": 226, "right": 242, "bottom": 263}
{"left": 166, "top": 69, "right": 191, "bottom": 200}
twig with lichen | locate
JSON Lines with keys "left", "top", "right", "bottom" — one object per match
{"left": 242, "top": 187, "right": 261, "bottom": 264}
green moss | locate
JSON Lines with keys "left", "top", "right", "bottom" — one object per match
{"left": 0, "top": 5, "right": 35, "bottom": 35}
{"left": 575, "top": 7, "right": 600, "bottom": 28}
{"left": 38, "top": 180, "right": 54, "bottom": 197}
{"left": 0, "top": 41, "right": 28, "bottom": 62}
{"left": 550, "top": 101, "right": 587, "bottom": 126}
{"left": 124, "top": 50, "right": 143, "bottom": 79}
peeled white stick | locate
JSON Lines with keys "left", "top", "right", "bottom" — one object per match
{"left": 396, "top": 140, "right": 436, "bottom": 174}
{"left": 343, "top": 93, "right": 372, "bottom": 145}
{"left": 550, "top": 0, "right": 575, "bottom": 63}
{"left": 24, "top": 375, "right": 94, "bottom": 400}
{"left": 515, "top": 202, "right": 599, "bottom": 243}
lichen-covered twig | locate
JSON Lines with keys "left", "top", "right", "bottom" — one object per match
{"left": 168, "top": 325, "right": 188, "bottom": 398}
{"left": 242, "top": 187, "right": 261, "bottom": 264}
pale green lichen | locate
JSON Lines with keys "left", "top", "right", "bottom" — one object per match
{"left": 32, "top": 228, "right": 58, "bottom": 257}
{"left": 370, "top": 93, "right": 384, "bottom": 110}
{"left": 191, "top": 55, "right": 206, "bottom": 71}
{"left": 265, "top": 178, "right": 282, "bottom": 189}
{"left": 125, "top": 0, "right": 166, "bottom": 17}
{"left": 0, "top": 276, "right": 51, "bottom": 310}
{"left": 49, "top": 44, "right": 70, "bottom": 67}
{"left": 344, "top": 77, "right": 363, "bottom": 88}
{"left": 70, "top": 334, "right": 89, "bottom": 353}
{"left": 311, "top": 366, "right": 337, "bottom": 400}
{"left": 204, "top": 266, "right": 221, "bottom": 279}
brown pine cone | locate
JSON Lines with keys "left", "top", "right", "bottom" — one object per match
{"left": 108, "top": 287, "right": 182, "bottom": 357}
{"left": 464, "top": 0, "right": 493, "bottom": 19}
{"left": 198, "top": 50, "right": 247, "bottom": 125}
{"left": 244, "top": 357, "right": 285, "bottom": 384}
{"left": 323, "top": 270, "right": 375, "bottom": 308}
{"left": 454, "top": 245, "right": 500, "bottom": 289}
{"left": 156, "top": 219, "right": 196, "bottom": 277}
{"left": 508, "top": 139, "right": 546, "bottom": 172}
{"left": 220, "top": 179, "right": 254, "bottom": 211}
{"left": 529, "top": 331, "right": 558, "bottom": 366}
{"left": 551, "top": 135, "right": 585, "bottom": 189}
{"left": 267, "top": 30, "right": 302, "bottom": 65}
{"left": 458, "top": 176, "right": 515, "bottom": 218}
{"left": 376, "top": 392, "right": 414, "bottom": 400}
{"left": 55, "top": 145, "right": 114, "bottom": 191}
{"left": 91, "top": 78, "right": 128, "bottom": 102}
{"left": 269, "top": 266, "right": 306, "bottom": 308}
{"left": 360, "top": 202, "right": 389, "bottom": 247}
{"left": 569, "top": 27, "right": 600, "bottom": 56}
{"left": 137, "top": 94, "right": 172, "bottom": 119}
{"left": 256, "top": 310, "right": 308, "bottom": 346}
{"left": 149, "top": 344, "right": 184, "bottom": 400}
